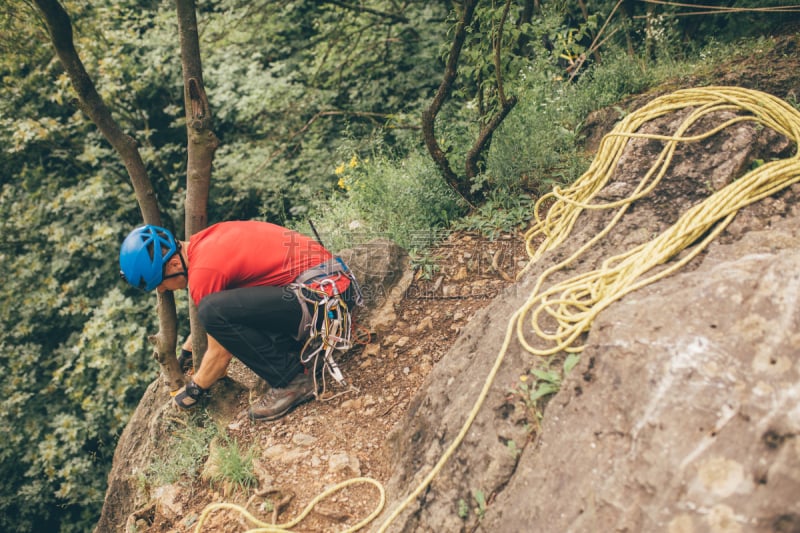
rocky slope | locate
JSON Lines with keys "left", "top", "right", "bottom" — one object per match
{"left": 96, "top": 35, "right": 800, "bottom": 533}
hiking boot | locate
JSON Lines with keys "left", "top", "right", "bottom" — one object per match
{"left": 249, "top": 372, "right": 317, "bottom": 421}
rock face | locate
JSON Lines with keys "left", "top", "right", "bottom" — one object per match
{"left": 382, "top": 96, "right": 800, "bottom": 532}
{"left": 480, "top": 225, "right": 800, "bottom": 533}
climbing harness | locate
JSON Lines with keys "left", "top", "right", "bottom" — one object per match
{"left": 289, "top": 257, "right": 364, "bottom": 390}
{"left": 194, "top": 86, "right": 800, "bottom": 533}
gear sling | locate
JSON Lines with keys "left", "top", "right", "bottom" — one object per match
{"left": 290, "top": 256, "right": 364, "bottom": 385}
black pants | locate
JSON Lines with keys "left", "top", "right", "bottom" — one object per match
{"left": 197, "top": 284, "right": 353, "bottom": 388}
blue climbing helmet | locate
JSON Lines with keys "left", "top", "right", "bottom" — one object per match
{"left": 119, "top": 225, "right": 178, "bottom": 291}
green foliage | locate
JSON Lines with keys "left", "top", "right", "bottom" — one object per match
{"left": 195, "top": 0, "right": 451, "bottom": 224}
{"left": 457, "top": 497, "right": 469, "bottom": 519}
{"left": 298, "top": 150, "right": 463, "bottom": 252}
{"left": 144, "top": 412, "right": 218, "bottom": 487}
{"left": 205, "top": 434, "right": 259, "bottom": 494}
{"left": 453, "top": 188, "right": 533, "bottom": 239}
{"left": 0, "top": 3, "right": 170, "bottom": 530}
{"left": 409, "top": 249, "right": 443, "bottom": 281}
{"left": 514, "top": 353, "right": 582, "bottom": 423}
{"left": 505, "top": 439, "right": 520, "bottom": 458}
{"left": 473, "top": 488, "right": 487, "bottom": 520}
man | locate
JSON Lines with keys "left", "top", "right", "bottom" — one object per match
{"left": 119, "top": 220, "right": 357, "bottom": 421}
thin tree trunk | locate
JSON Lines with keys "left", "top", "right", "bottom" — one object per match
{"left": 33, "top": 0, "right": 183, "bottom": 391}
{"left": 466, "top": 0, "right": 517, "bottom": 182}
{"left": 421, "top": 0, "right": 479, "bottom": 208}
{"left": 176, "top": 0, "right": 218, "bottom": 369}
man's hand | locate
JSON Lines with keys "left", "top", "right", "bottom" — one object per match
{"left": 173, "top": 379, "right": 206, "bottom": 409}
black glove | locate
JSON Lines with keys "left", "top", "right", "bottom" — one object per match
{"left": 173, "top": 379, "right": 206, "bottom": 410}
{"left": 177, "top": 348, "right": 193, "bottom": 373}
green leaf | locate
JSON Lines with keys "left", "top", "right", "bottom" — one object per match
{"left": 564, "top": 353, "right": 581, "bottom": 374}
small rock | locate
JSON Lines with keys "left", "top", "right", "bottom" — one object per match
{"left": 292, "top": 432, "right": 317, "bottom": 447}
{"left": 363, "top": 343, "right": 380, "bottom": 357}
{"left": 153, "top": 484, "right": 183, "bottom": 521}
{"left": 452, "top": 266, "right": 469, "bottom": 281}
{"left": 417, "top": 316, "right": 434, "bottom": 331}
{"left": 328, "top": 453, "right": 361, "bottom": 475}
{"left": 383, "top": 334, "right": 401, "bottom": 346}
{"left": 340, "top": 398, "right": 364, "bottom": 411}
{"left": 263, "top": 444, "right": 310, "bottom": 463}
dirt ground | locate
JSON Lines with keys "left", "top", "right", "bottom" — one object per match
{"left": 141, "top": 230, "right": 528, "bottom": 532}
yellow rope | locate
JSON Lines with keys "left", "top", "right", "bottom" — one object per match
{"left": 193, "top": 477, "right": 385, "bottom": 533}
{"left": 194, "top": 86, "right": 800, "bottom": 533}
{"left": 517, "top": 86, "right": 800, "bottom": 356}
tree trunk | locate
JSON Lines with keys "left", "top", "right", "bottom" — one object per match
{"left": 421, "top": 0, "right": 478, "bottom": 208}
{"left": 466, "top": 0, "right": 517, "bottom": 183}
{"left": 176, "top": 0, "right": 218, "bottom": 369}
{"left": 33, "top": 0, "right": 184, "bottom": 391}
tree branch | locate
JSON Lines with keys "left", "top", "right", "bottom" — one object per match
{"left": 465, "top": 0, "right": 517, "bottom": 182}
{"left": 33, "top": 0, "right": 183, "bottom": 391}
{"left": 323, "top": 0, "right": 409, "bottom": 24}
{"left": 422, "top": 0, "right": 479, "bottom": 208}
{"left": 33, "top": 0, "right": 160, "bottom": 224}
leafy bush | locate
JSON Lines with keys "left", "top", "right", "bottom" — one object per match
{"left": 297, "top": 150, "right": 463, "bottom": 252}
{"left": 452, "top": 189, "right": 534, "bottom": 240}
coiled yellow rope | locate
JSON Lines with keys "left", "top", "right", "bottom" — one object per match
{"left": 194, "top": 86, "right": 800, "bottom": 532}
{"left": 516, "top": 86, "right": 800, "bottom": 356}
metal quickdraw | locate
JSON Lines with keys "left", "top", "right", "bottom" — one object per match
{"left": 297, "top": 278, "right": 352, "bottom": 386}
{"left": 290, "top": 257, "right": 363, "bottom": 389}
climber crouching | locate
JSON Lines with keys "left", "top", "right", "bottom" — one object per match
{"left": 119, "top": 220, "right": 360, "bottom": 421}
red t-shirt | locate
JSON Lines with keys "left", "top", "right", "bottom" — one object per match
{"left": 186, "top": 221, "right": 345, "bottom": 305}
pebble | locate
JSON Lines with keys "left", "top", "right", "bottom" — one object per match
{"left": 363, "top": 343, "right": 380, "bottom": 357}
{"left": 292, "top": 433, "right": 317, "bottom": 447}
{"left": 340, "top": 398, "right": 364, "bottom": 411}
{"left": 416, "top": 316, "right": 434, "bottom": 331}
{"left": 328, "top": 453, "right": 361, "bottom": 475}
